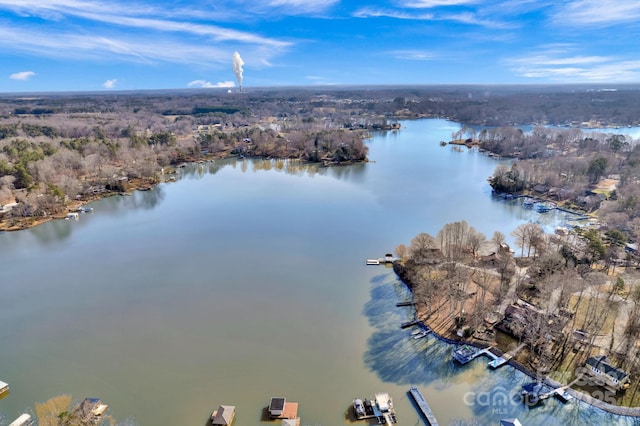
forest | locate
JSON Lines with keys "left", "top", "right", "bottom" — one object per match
{"left": 1, "top": 84, "right": 640, "bottom": 231}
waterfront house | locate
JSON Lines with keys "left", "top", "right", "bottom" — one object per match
{"left": 210, "top": 404, "right": 235, "bottom": 425}
{"left": 584, "top": 355, "right": 630, "bottom": 392}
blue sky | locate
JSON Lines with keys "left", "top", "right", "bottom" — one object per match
{"left": 1, "top": 0, "right": 640, "bottom": 92}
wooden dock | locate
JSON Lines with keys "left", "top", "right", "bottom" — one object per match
{"left": 408, "top": 386, "right": 439, "bottom": 426}
{"left": 452, "top": 344, "right": 524, "bottom": 370}
{"left": 488, "top": 343, "right": 526, "bottom": 369}
{"left": 401, "top": 320, "right": 421, "bottom": 329}
{"left": 365, "top": 254, "right": 398, "bottom": 265}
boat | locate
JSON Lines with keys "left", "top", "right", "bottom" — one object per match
{"left": 453, "top": 345, "right": 479, "bottom": 364}
{"left": 0, "top": 380, "right": 8, "bottom": 398}
{"left": 413, "top": 329, "right": 431, "bottom": 339}
{"left": 352, "top": 393, "right": 397, "bottom": 424}
{"left": 522, "top": 197, "right": 534, "bottom": 208}
{"left": 374, "top": 392, "right": 397, "bottom": 424}
{"left": 8, "top": 413, "right": 32, "bottom": 426}
{"left": 366, "top": 259, "right": 380, "bottom": 265}
{"left": 554, "top": 388, "right": 573, "bottom": 403}
{"left": 353, "top": 399, "right": 366, "bottom": 418}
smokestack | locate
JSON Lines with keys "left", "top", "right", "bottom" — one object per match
{"left": 232, "top": 51, "right": 244, "bottom": 92}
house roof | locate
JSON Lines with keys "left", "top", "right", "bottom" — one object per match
{"left": 586, "top": 355, "right": 629, "bottom": 381}
{"left": 211, "top": 405, "right": 235, "bottom": 425}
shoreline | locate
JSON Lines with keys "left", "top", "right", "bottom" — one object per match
{"left": 393, "top": 262, "right": 640, "bottom": 417}
{"left": 0, "top": 155, "right": 368, "bottom": 232}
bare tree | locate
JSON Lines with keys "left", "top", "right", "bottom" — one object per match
{"left": 409, "top": 232, "right": 436, "bottom": 263}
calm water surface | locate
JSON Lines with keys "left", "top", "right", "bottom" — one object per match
{"left": 1, "top": 119, "right": 637, "bottom": 425}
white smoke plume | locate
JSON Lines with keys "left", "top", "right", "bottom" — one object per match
{"left": 232, "top": 51, "right": 244, "bottom": 90}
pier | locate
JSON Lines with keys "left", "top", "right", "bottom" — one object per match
{"left": 489, "top": 343, "right": 526, "bottom": 369}
{"left": 401, "top": 320, "right": 421, "bottom": 329}
{"left": 365, "top": 254, "right": 398, "bottom": 265}
{"left": 408, "top": 386, "right": 439, "bottom": 426}
{"left": 0, "top": 381, "right": 9, "bottom": 399}
{"left": 453, "top": 343, "right": 525, "bottom": 369}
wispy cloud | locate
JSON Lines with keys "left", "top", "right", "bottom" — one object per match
{"left": 353, "top": 8, "right": 433, "bottom": 20}
{"left": 0, "top": 25, "right": 274, "bottom": 67}
{"left": 188, "top": 80, "right": 235, "bottom": 88}
{"left": 266, "top": 0, "right": 339, "bottom": 14}
{"left": 103, "top": 78, "right": 117, "bottom": 88}
{"left": 389, "top": 49, "right": 438, "bottom": 60}
{"left": 10, "top": 71, "right": 36, "bottom": 80}
{"left": 0, "top": 0, "right": 291, "bottom": 67}
{"left": 353, "top": 5, "right": 511, "bottom": 28}
{"left": 553, "top": 0, "right": 640, "bottom": 25}
{"left": 506, "top": 45, "right": 640, "bottom": 82}
{"left": 402, "top": 0, "right": 480, "bottom": 8}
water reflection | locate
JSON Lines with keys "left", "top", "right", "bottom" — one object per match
{"left": 177, "top": 157, "right": 368, "bottom": 182}
{"left": 363, "top": 272, "right": 640, "bottom": 425}
{"left": 29, "top": 216, "right": 74, "bottom": 245}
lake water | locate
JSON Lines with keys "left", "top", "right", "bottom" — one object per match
{"left": 0, "top": 119, "right": 637, "bottom": 425}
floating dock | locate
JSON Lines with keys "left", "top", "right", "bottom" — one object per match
{"left": 8, "top": 414, "right": 32, "bottom": 426}
{"left": 408, "top": 386, "right": 439, "bottom": 426}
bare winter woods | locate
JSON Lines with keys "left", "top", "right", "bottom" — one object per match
{"left": 396, "top": 218, "right": 640, "bottom": 406}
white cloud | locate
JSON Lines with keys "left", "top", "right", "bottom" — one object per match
{"left": 353, "top": 6, "right": 510, "bottom": 28}
{"left": 507, "top": 47, "right": 640, "bottom": 82}
{"left": 267, "top": 0, "right": 339, "bottom": 14}
{"left": 389, "top": 49, "right": 438, "bottom": 60}
{"left": 10, "top": 71, "right": 35, "bottom": 80}
{"left": 0, "top": 0, "right": 290, "bottom": 48}
{"left": 0, "top": 25, "right": 276, "bottom": 67}
{"left": 554, "top": 0, "right": 640, "bottom": 25}
{"left": 103, "top": 78, "right": 117, "bottom": 88}
{"left": 403, "top": 0, "right": 479, "bottom": 8}
{"left": 353, "top": 7, "right": 433, "bottom": 19}
{"left": 188, "top": 80, "right": 235, "bottom": 88}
